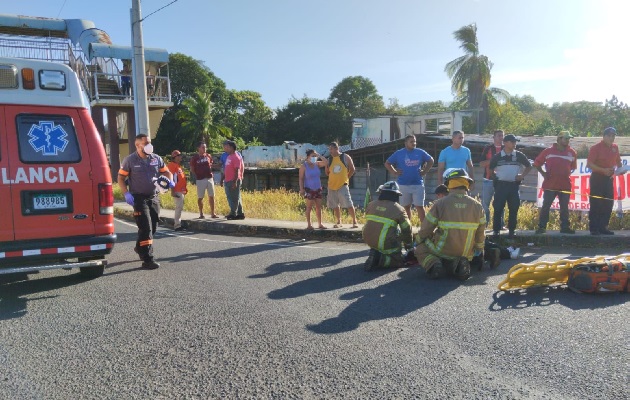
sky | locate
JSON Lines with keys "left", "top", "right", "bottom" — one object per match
{"left": 2, "top": 0, "right": 629, "bottom": 110}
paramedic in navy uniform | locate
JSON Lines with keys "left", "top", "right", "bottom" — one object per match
{"left": 118, "top": 134, "right": 173, "bottom": 269}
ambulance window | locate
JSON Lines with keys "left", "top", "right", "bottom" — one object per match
{"left": 16, "top": 114, "right": 82, "bottom": 163}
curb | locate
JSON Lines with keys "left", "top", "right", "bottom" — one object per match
{"left": 114, "top": 206, "right": 627, "bottom": 248}
{"left": 114, "top": 207, "right": 365, "bottom": 243}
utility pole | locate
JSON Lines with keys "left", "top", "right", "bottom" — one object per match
{"left": 130, "top": 0, "right": 150, "bottom": 138}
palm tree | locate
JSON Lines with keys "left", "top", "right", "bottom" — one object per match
{"left": 445, "top": 23, "right": 508, "bottom": 132}
{"left": 176, "top": 88, "right": 231, "bottom": 150}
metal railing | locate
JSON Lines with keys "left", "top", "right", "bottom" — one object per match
{"left": 0, "top": 34, "right": 171, "bottom": 104}
{"left": 0, "top": 35, "right": 72, "bottom": 62}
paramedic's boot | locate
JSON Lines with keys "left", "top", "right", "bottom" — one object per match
{"left": 454, "top": 257, "right": 471, "bottom": 281}
{"left": 364, "top": 249, "right": 381, "bottom": 271}
{"left": 426, "top": 259, "right": 445, "bottom": 280}
{"left": 141, "top": 259, "right": 160, "bottom": 270}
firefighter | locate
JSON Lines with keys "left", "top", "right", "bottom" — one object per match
{"left": 415, "top": 168, "right": 485, "bottom": 280}
{"left": 363, "top": 181, "right": 413, "bottom": 271}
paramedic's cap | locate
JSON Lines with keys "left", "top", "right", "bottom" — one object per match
{"left": 603, "top": 127, "right": 617, "bottom": 135}
{"left": 557, "top": 131, "right": 574, "bottom": 139}
{"left": 171, "top": 150, "right": 182, "bottom": 157}
{"left": 503, "top": 134, "right": 519, "bottom": 142}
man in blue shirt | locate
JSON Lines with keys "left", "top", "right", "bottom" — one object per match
{"left": 385, "top": 134, "right": 434, "bottom": 222}
{"left": 437, "top": 130, "right": 474, "bottom": 186}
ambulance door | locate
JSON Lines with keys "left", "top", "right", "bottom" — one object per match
{"left": 5, "top": 106, "right": 96, "bottom": 241}
{"left": 0, "top": 106, "right": 14, "bottom": 242}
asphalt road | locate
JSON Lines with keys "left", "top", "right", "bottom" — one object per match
{"left": 0, "top": 219, "right": 627, "bottom": 399}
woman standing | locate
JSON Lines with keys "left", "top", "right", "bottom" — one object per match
{"left": 299, "top": 149, "right": 328, "bottom": 230}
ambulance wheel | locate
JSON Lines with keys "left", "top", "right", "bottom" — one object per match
{"left": 79, "top": 265, "right": 104, "bottom": 278}
{"left": 78, "top": 258, "right": 105, "bottom": 278}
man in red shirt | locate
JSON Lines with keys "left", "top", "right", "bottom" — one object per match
{"left": 478, "top": 129, "right": 504, "bottom": 226}
{"left": 587, "top": 127, "right": 625, "bottom": 235}
{"left": 534, "top": 131, "right": 577, "bottom": 234}
{"left": 190, "top": 142, "right": 218, "bottom": 219}
{"left": 167, "top": 150, "right": 188, "bottom": 231}
{"left": 223, "top": 140, "right": 245, "bottom": 220}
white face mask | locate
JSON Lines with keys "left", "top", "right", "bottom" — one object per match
{"left": 310, "top": 156, "right": 318, "bottom": 164}
{"left": 143, "top": 143, "right": 154, "bottom": 154}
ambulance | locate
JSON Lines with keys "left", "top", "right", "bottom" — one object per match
{"left": 0, "top": 57, "right": 116, "bottom": 278}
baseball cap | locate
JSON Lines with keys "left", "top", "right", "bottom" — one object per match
{"left": 503, "top": 134, "right": 520, "bottom": 142}
{"left": 223, "top": 140, "right": 236, "bottom": 149}
{"left": 171, "top": 150, "right": 182, "bottom": 157}
{"left": 557, "top": 130, "right": 574, "bottom": 139}
{"left": 603, "top": 127, "right": 617, "bottom": 135}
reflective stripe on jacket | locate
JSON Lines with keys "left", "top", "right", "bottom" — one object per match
{"left": 417, "top": 189, "right": 485, "bottom": 260}
{"left": 363, "top": 199, "right": 412, "bottom": 254}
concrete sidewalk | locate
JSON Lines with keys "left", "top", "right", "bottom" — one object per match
{"left": 113, "top": 201, "right": 630, "bottom": 248}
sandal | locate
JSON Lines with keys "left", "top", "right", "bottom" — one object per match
{"left": 306, "top": 226, "right": 314, "bottom": 230}
{"left": 333, "top": 224, "right": 341, "bottom": 228}
{"left": 318, "top": 226, "right": 328, "bottom": 229}
{"left": 211, "top": 214, "right": 220, "bottom": 218}
{"left": 351, "top": 224, "right": 359, "bottom": 229}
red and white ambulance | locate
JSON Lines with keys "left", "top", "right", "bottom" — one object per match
{"left": 0, "top": 57, "right": 116, "bottom": 278}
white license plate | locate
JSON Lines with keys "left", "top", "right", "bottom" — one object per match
{"left": 33, "top": 194, "right": 68, "bottom": 210}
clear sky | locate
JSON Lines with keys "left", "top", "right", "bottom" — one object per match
{"left": 3, "top": 0, "right": 628, "bottom": 109}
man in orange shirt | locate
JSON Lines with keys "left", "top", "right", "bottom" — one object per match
{"left": 168, "top": 150, "right": 188, "bottom": 231}
{"left": 586, "top": 127, "right": 625, "bottom": 235}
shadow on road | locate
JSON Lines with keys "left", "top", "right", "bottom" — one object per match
{"left": 489, "top": 285, "right": 628, "bottom": 311}
{"left": 306, "top": 268, "right": 460, "bottom": 334}
{"left": 0, "top": 273, "right": 91, "bottom": 321}
{"left": 251, "top": 250, "right": 367, "bottom": 279}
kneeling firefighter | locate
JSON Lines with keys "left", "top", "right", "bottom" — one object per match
{"left": 363, "top": 181, "right": 413, "bottom": 271}
{"left": 415, "top": 168, "right": 486, "bottom": 280}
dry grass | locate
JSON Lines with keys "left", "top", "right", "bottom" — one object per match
{"left": 114, "top": 185, "right": 624, "bottom": 229}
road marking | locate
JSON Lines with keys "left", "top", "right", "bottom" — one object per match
{"left": 115, "top": 218, "right": 361, "bottom": 251}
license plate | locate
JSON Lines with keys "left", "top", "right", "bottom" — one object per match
{"left": 33, "top": 194, "right": 68, "bottom": 210}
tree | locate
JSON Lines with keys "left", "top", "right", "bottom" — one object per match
{"left": 328, "top": 76, "right": 385, "bottom": 119}
{"left": 602, "top": 95, "right": 630, "bottom": 135}
{"left": 175, "top": 89, "right": 231, "bottom": 150}
{"left": 444, "top": 23, "right": 508, "bottom": 133}
{"left": 549, "top": 101, "right": 604, "bottom": 136}
{"left": 403, "top": 101, "right": 450, "bottom": 115}
{"left": 154, "top": 53, "right": 271, "bottom": 154}
{"left": 168, "top": 53, "right": 226, "bottom": 106}
{"left": 266, "top": 96, "right": 350, "bottom": 145}
{"left": 217, "top": 90, "right": 273, "bottom": 143}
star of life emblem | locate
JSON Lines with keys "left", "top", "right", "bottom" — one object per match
{"left": 27, "top": 121, "right": 69, "bottom": 156}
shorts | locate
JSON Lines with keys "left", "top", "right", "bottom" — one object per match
{"left": 196, "top": 178, "right": 215, "bottom": 198}
{"left": 305, "top": 187, "right": 323, "bottom": 200}
{"left": 399, "top": 184, "right": 425, "bottom": 207}
{"left": 327, "top": 185, "right": 354, "bottom": 208}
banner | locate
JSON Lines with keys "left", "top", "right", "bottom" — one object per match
{"left": 536, "top": 156, "right": 630, "bottom": 211}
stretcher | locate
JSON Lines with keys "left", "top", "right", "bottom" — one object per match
{"left": 498, "top": 254, "right": 630, "bottom": 292}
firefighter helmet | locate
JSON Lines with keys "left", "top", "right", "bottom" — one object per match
{"left": 443, "top": 168, "right": 474, "bottom": 184}
{"left": 377, "top": 181, "right": 402, "bottom": 195}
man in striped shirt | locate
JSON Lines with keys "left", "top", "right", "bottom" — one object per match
{"left": 488, "top": 134, "right": 532, "bottom": 237}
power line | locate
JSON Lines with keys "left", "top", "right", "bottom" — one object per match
{"left": 142, "top": 0, "right": 180, "bottom": 22}
{"left": 56, "top": 0, "right": 68, "bottom": 18}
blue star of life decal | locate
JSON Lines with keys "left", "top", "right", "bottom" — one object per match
{"left": 28, "top": 121, "right": 69, "bottom": 156}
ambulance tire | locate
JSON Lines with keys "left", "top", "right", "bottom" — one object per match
{"left": 78, "top": 258, "right": 105, "bottom": 279}
{"left": 79, "top": 265, "right": 104, "bottom": 278}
